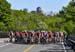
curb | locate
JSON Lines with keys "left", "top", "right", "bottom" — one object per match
{"left": 0, "top": 38, "right": 9, "bottom": 43}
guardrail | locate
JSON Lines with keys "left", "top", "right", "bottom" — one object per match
{"left": 0, "top": 32, "right": 9, "bottom": 38}
{"left": 66, "top": 34, "right": 75, "bottom": 51}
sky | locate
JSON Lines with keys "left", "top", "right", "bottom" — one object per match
{"left": 7, "top": 0, "right": 71, "bottom": 13}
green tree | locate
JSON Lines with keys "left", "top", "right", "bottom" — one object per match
{"left": 0, "top": 0, "right": 11, "bottom": 31}
{"left": 59, "top": 0, "right": 75, "bottom": 34}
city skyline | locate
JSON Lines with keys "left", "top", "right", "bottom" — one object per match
{"left": 7, "top": 0, "right": 70, "bottom": 13}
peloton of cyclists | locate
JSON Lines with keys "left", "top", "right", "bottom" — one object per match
{"left": 8, "top": 30, "right": 64, "bottom": 44}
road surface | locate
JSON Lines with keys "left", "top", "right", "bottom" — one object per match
{"left": 0, "top": 42, "right": 74, "bottom": 52}
{"left": 0, "top": 38, "right": 74, "bottom": 52}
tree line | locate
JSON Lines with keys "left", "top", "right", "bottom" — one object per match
{"left": 0, "top": 0, "right": 75, "bottom": 34}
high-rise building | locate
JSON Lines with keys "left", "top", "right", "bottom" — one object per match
{"left": 36, "top": 7, "right": 42, "bottom": 13}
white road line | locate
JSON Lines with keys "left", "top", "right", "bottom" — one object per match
{"left": 62, "top": 41, "right": 67, "bottom": 52}
{"left": 0, "top": 43, "right": 11, "bottom": 48}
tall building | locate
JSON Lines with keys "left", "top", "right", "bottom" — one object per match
{"left": 36, "top": 7, "right": 42, "bottom": 13}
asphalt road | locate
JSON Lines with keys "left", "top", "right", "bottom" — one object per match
{"left": 0, "top": 42, "right": 74, "bottom": 52}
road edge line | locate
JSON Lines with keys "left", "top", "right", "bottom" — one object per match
{"left": 0, "top": 43, "right": 11, "bottom": 48}
{"left": 62, "top": 42, "right": 67, "bottom": 52}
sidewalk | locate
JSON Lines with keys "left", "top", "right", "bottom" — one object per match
{"left": 0, "top": 38, "right": 9, "bottom": 43}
